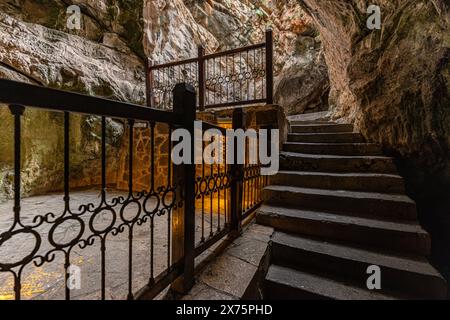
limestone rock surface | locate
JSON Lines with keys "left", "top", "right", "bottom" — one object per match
{"left": 298, "top": 0, "right": 450, "bottom": 201}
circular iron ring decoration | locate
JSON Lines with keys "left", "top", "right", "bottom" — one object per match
{"left": 162, "top": 188, "right": 176, "bottom": 209}
{"left": 0, "top": 229, "right": 41, "bottom": 270}
{"left": 89, "top": 207, "right": 117, "bottom": 235}
{"left": 143, "top": 192, "right": 161, "bottom": 216}
{"left": 119, "top": 199, "right": 142, "bottom": 224}
{"left": 48, "top": 216, "right": 85, "bottom": 250}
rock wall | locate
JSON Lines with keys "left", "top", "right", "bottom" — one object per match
{"left": 297, "top": 1, "right": 450, "bottom": 269}
{"left": 0, "top": 1, "right": 328, "bottom": 202}
{"left": 0, "top": 0, "right": 145, "bottom": 56}
{"left": 274, "top": 36, "right": 329, "bottom": 115}
{"left": 0, "top": 10, "right": 145, "bottom": 99}
{"left": 143, "top": 0, "right": 329, "bottom": 115}
{"left": 297, "top": 0, "right": 450, "bottom": 200}
{"left": 0, "top": 9, "right": 145, "bottom": 201}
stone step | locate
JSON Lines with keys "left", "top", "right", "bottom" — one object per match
{"left": 271, "top": 232, "right": 446, "bottom": 299}
{"left": 256, "top": 205, "right": 430, "bottom": 255}
{"left": 283, "top": 142, "right": 383, "bottom": 156}
{"left": 287, "top": 111, "right": 330, "bottom": 124}
{"left": 291, "top": 123, "right": 354, "bottom": 134}
{"left": 280, "top": 152, "right": 397, "bottom": 174}
{"left": 288, "top": 132, "right": 365, "bottom": 143}
{"left": 263, "top": 185, "right": 416, "bottom": 220}
{"left": 271, "top": 171, "right": 406, "bottom": 194}
{"left": 290, "top": 120, "right": 334, "bottom": 126}
{"left": 265, "top": 265, "right": 402, "bottom": 300}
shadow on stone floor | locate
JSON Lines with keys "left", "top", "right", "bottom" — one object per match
{"left": 0, "top": 189, "right": 224, "bottom": 300}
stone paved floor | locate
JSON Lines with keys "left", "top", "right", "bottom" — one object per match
{"left": 0, "top": 189, "right": 223, "bottom": 300}
{"left": 183, "top": 223, "right": 273, "bottom": 300}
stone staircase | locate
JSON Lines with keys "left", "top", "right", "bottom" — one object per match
{"left": 257, "top": 116, "right": 447, "bottom": 300}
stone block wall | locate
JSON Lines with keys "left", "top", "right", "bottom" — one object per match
{"left": 0, "top": 110, "right": 122, "bottom": 202}
{"left": 115, "top": 123, "right": 170, "bottom": 192}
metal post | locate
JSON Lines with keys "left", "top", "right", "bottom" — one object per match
{"left": 265, "top": 29, "right": 274, "bottom": 105}
{"left": 198, "top": 46, "right": 206, "bottom": 111}
{"left": 146, "top": 58, "right": 154, "bottom": 108}
{"left": 8, "top": 104, "right": 25, "bottom": 300}
{"left": 171, "top": 83, "right": 196, "bottom": 294}
{"left": 230, "top": 108, "right": 245, "bottom": 235}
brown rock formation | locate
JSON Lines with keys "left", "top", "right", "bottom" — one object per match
{"left": 0, "top": 0, "right": 145, "bottom": 56}
{"left": 0, "top": 1, "right": 329, "bottom": 201}
{"left": 144, "top": 0, "right": 329, "bottom": 115}
{"left": 298, "top": 0, "right": 450, "bottom": 202}
{"left": 0, "top": 11, "right": 143, "bottom": 201}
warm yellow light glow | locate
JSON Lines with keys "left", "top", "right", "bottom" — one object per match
{"left": 0, "top": 267, "right": 60, "bottom": 300}
{"left": 195, "top": 195, "right": 229, "bottom": 215}
{"left": 0, "top": 257, "right": 85, "bottom": 300}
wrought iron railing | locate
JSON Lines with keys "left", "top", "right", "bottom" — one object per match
{"left": 0, "top": 79, "right": 268, "bottom": 300}
{"left": 147, "top": 30, "right": 274, "bottom": 110}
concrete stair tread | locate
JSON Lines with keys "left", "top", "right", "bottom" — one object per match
{"left": 261, "top": 115, "right": 447, "bottom": 299}
{"left": 284, "top": 142, "right": 378, "bottom": 146}
{"left": 266, "top": 265, "right": 401, "bottom": 300}
{"left": 280, "top": 152, "right": 397, "bottom": 174}
{"left": 288, "top": 134, "right": 365, "bottom": 143}
{"left": 283, "top": 142, "right": 383, "bottom": 156}
{"left": 272, "top": 231, "right": 441, "bottom": 278}
{"left": 265, "top": 185, "right": 414, "bottom": 205}
{"left": 290, "top": 122, "right": 335, "bottom": 127}
{"left": 259, "top": 204, "right": 426, "bottom": 234}
{"left": 281, "top": 151, "right": 392, "bottom": 161}
{"left": 276, "top": 170, "right": 403, "bottom": 180}
{"left": 291, "top": 123, "right": 350, "bottom": 128}
{"left": 287, "top": 111, "right": 330, "bottom": 123}
{"left": 271, "top": 171, "right": 405, "bottom": 194}
{"left": 291, "top": 123, "right": 354, "bottom": 133}
{"left": 289, "top": 121, "right": 334, "bottom": 125}
{"left": 289, "top": 132, "right": 359, "bottom": 136}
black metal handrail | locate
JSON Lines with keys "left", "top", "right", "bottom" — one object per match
{"left": 0, "top": 79, "right": 182, "bottom": 124}
{"left": 147, "top": 29, "right": 274, "bottom": 111}
{"left": 0, "top": 79, "right": 267, "bottom": 300}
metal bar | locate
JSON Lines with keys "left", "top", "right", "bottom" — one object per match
{"left": 170, "top": 83, "right": 196, "bottom": 294}
{"left": 64, "top": 254, "right": 71, "bottom": 300}
{"left": 209, "top": 161, "right": 213, "bottom": 237}
{"left": 204, "top": 42, "right": 265, "bottom": 60}
{"left": 198, "top": 46, "right": 206, "bottom": 111}
{"left": 217, "top": 150, "right": 221, "bottom": 232}
{"left": 135, "top": 261, "right": 183, "bottom": 300}
{"left": 64, "top": 112, "right": 70, "bottom": 211}
{"left": 127, "top": 119, "right": 135, "bottom": 301}
{"left": 242, "top": 202, "right": 262, "bottom": 221}
{"left": 265, "top": 29, "right": 274, "bottom": 104}
{"left": 167, "top": 125, "right": 173, "bottom": 271}
{"left": 239, "top": 52, "right": 243, "bottom": 103}
{"left": 146, "top": 59, "right": 154, "bottom": 108}
{"left": 101, "top": 117, "right": 106, "bottom": 201}
{"left": 230, "top": 108, "right": 245, "bottom": 236}
{"left": 0, "top": 79, "right": 182, "bottom": 125}
{"left": 201, "top": 121, "right": 227, "bottom": 135}
{"left": 194, "top": 227, "right": 230, "bottom": 257}
{"left": 149, "top": 58, "right": 199, "bottom": 70}
{"left": 224, "top": 138, "right": 229, "bottom": 227}
{"left": 201, "top": 144, "right": 206, "bottom": 243}
{"left": 100, "top": 116, "right": 107, "bottom": 300}
{"left": 150, "top": 43, "right": 265, "bottom": 70}
{"left": 149, "top": 122, "right": 156, "bottom": 286}
{"left": 9, "top": 104, "right": 25, "bottom": 300}
{"left": 63, "top": 111, "right": 71, "bottom": 301}
{"left": 205, "top": 99, "right": 267, "bottom": 110}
